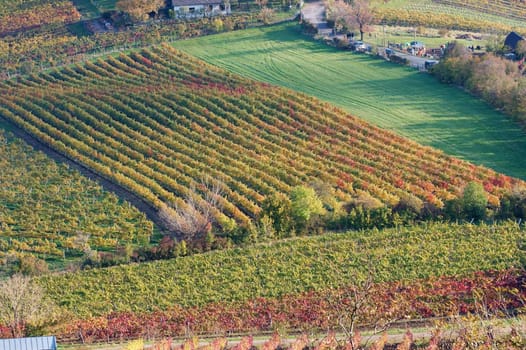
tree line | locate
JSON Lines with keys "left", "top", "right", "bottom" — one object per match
{"left": 431, "top": 41, "right": 526, "bottom": 126}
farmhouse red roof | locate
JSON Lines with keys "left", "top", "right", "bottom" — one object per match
{"left": 172, "top": 0, "right": 222, "bottom": 6}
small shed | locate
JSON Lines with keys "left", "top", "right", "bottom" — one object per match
{"left": 504, "top": 31, "right": 524, "bottom": 50}
{"left": 0, "top": 336, "right": 57, "bottom": 350}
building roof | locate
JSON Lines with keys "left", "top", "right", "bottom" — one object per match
{"left": 172, "top": 0, "right": 222, "bottom": 6}
{"left": 0, "top": 336, "right": 57, "bottom": 350}
{"left": 504, "top": 31, "right": 524, "bottom": 49}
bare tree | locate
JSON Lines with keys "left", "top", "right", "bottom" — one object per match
{"left": 327, "top": 0, "right": 374, "bottom": 40}
{"left": 255, "top": 0, "right": 269, "bottom": 8}
{"left": 159, "top": 177, "right": 225, "bottom": 241}
{"left": 326, "top": 259, "right": 400, "bottom": 350}
{"left": 258, "top": 7, "right": 275, "bottom": 24}
{"left": 348, "top": 0, "right": 374, "bottom": 41}
{"left": 0, "top": 274, "right": 50, "bottom": 337}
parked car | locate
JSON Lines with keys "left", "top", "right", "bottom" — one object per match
{"left": 350, "top": 40, "right": 367, "bottom": 51}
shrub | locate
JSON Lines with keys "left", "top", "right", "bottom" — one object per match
{"left": 462, "top": 182, "right": 488, "bottom": 221}
{"left": 290, "top": 186, "right": 325, "bottom": 233}
{"left": 389, "top": 54, "right": 409, "bottom": 65}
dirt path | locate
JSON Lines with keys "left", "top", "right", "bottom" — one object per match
{"left": 301, "top": 1, "right": 326, "bottom": 27}
{"left": 0, "top": 116, "right": 167, "bottom": 232}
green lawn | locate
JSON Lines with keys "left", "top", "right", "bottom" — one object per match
{"left": 71, "top": 0, "right": 100, "bottom": 19}
{"left": 90, "top": 0, "right": 117, "bottom": 13}
{"left": 174, "top": 23, "right": 526, "bottom": 179}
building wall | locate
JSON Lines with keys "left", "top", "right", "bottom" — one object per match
{"left": 173, "top": 4, "right": 229, "bottom": 18}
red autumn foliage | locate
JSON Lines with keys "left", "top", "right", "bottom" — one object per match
{"left": 44, "top": 269, "right": 526, "bottom": 343}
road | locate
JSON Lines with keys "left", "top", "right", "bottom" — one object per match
{"left": 384, "top": 48, "right": 433, "bottom": 69}
{"left": 301, "top": 1, "right": 325, "bottom": 26}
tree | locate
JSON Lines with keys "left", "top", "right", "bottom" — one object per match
{"left": 0, "top": 274, "right": 51, "bottom": 337}
{"left": 348, "top": 0, "right": 374, "bottom": 41}
{"left": 261, "top": 192, "right": 293, "bottom": 238}
{"left": 515, "top": 40, "right": 526, "bottom": 59}
{"left": 258, "top": 7, "right": 274, "bottom": 25}
{"left": 325, "top": 259, "right": 400, "bottom": 350}
{"left": 462, "top": 182, "right": 488, "bottom": 221}
{"left": 327, "top": 0, "right": 374, "bottom": 40}
{"left": 211, "top": 18, "right": 224, "bottom": 33}
{"left": 116, "top": 0, "right": 165, "bottom": 21}
{"left": 159, "top": 177, "right": 225, "bottom": 241}
{"left": 290, "top": 185, "right": 325, "bottom": 232}
{"left": 255, "top": 0, "right": 269, "bottom": 8}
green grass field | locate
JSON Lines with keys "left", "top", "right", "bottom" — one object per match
{"left": 174, "top": 23, "right": 526, "bottom": 179}
{"left": 71, "top": 0, "right": 100, "bottom": 19}
{"left": 90, "top": 0, "right": 117, "bottom": 13}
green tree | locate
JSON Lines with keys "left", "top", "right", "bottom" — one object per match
{"left": 462, "top": 182, "right": 488, "bottom": 220}
{"left": 261, "top": 192, "right": 293, "bottom": 237}
{"left": 290, "top": 186, "right": 325, "bottom": 232}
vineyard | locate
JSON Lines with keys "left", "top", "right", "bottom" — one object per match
{"left": 374, "top": 0, "right": 526, "bottom": 30}
{"left": 0, "top": 0, "right": 80, "bottom": 35}
{"left": 51, "top": 269, "right": 526, "bottom": 341}
{"left": 0, "top": 130, "right": 153, "bottom": 273}
{"left": 434, "top": 0, "right": 526, "bottom": 22}
{"left": 373, "top": 8, "right": 520, "bottom": 33}
{"left": 174, "top": 23, "right": 526, "bottom": 180}
{"left": 0, "top": 45, "right": 523, "bottom": 229}
{"left": 40, "top": 221, "right": 525, "bottom": 316}
{"left": 37, "top": 221, "right": 526, "bottom": 338}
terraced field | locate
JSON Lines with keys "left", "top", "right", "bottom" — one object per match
{"left": 174, "top": 23, "right": 526, "bottom": 179}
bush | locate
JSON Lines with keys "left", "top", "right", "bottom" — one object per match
{"left": 462, "top": 182, "right": 488, "bottom": 221}
{"left": 290, "top": 186, "right": 325, "bottom": 233}
{"left": 389, "top": 54, "right": 409, "bottom": 65}
{"left": 211, "top": 18, "right": 224, "bottom": 33}
{"left": 261, "top": 192, "right": 294, "bottom": 238}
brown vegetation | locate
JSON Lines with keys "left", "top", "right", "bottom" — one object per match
{"left": 431, "top": 42, "right": 526, "bottom": 126}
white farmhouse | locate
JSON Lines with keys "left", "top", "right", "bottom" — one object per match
{"left": 172, "top": 0, "right": 231, "bottom": 18}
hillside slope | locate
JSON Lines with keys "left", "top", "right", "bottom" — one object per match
{"left": 0, "top": 130, "right": 152, "bottom": 273}
{"left": 0, "top": 46, "right": 522, "bottom": 228}
{"left": 41, "top": 221, "right": 525, "bottom": 317}
{"left": 174, "top": 23, "right": 526, "bottom": 179}
{"left": 0, "top": 45, "right": 522, "bottom": 227}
